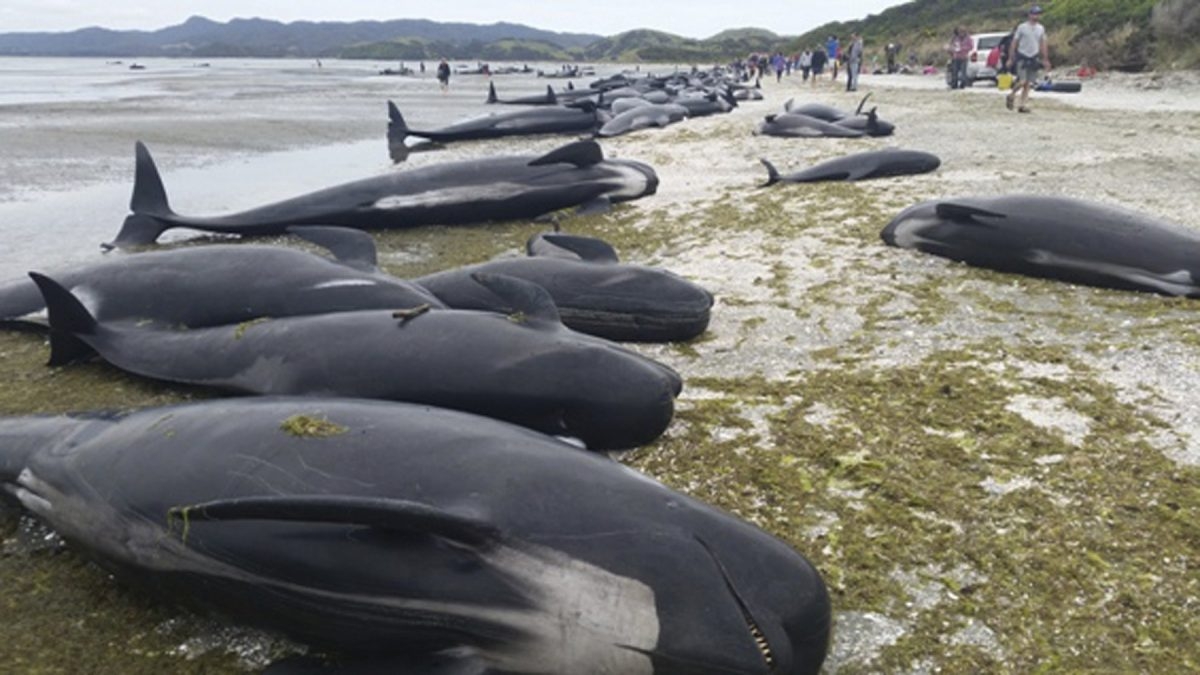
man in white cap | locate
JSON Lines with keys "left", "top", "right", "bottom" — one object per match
{"left": 1007, "top": 5, "right": 1051, "bottom": 113}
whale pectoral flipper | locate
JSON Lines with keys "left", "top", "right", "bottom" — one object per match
{"left": 535, "top": 234, "right": 620, "bottom": 263}
{"left": 527, "top": 140, "right": 604, "bottom": 168}
{"left": 286, "top": 226, "right": 379, "bottom": 271}
{"left": 935, "top": 203, "right": 1008, "bottom": 224}
{"left": 263, "top": 652, "right": 497, "bottom": 675}
{"left": 167, "top": 495, "right": 499, "bottom": 548}
{"left": 469, "top": 273, "right": 561, "bottom": 327}
{"left": 575, "top": 196, "right": 612, "bottom": 216}
{"left": 28, "top": 272, "right": 98, "bottom": 366}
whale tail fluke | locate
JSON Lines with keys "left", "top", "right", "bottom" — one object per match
{"left": 387, "top": 100, "right": 408, "bottom": 143}
{"left": 759, "top": 158, "right": 782, "bottom": 187}
{"left": 486, "top": 81, "right": 498, "bottom": 104}
{"left": 130, "top": 141, "right": 172, "bottom": 217}
{"left": 103, "top": 141, "right": 176, "bottom": 250}
{"left": 104, "top": 213, "right": 170, "bottom": 251}
{"left": 27, "top": 272, "right": 98, "bottom": 366}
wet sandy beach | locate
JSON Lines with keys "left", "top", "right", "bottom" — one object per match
{"left": 1, "top": 58, "right": 1198, "bottom": 673}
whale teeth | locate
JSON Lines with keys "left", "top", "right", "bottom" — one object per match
{"left": 747, "top": 619, "right": 775, "bottom": 667}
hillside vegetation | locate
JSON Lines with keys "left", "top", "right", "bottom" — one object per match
{"left": 1, "top": 4, "right": 1195, "bottom": 70}
{"left": 787, "top": 0, "right": 1198, "bottom": 71}
{"left": 581, "top": 28, "right": 785, "bottom": 63}
{"left": 339, "top": 37, "right": 575, "bottom": 62}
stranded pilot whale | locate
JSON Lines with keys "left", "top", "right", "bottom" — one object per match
{"left": 0, "top": 226, "right": 442, "bottom": 326}
{"left": 759, "top": 149, "right": 941, "bottom": 185}
{"left": 387, "top": 100, "right": 599, "bottom": 144}
{"left": 108, "top": 140, "right": 657, "bottom": 249}
{"left": 30, "top": 272, "right": 681, "bottom": 450}
{"left": 0, "top": 397, "right": 831, "bottom": 674}
{"left": 417, "top": 233, "right": 714, "bottom": 342}
{"left": 881, "top": 195, "right": 1200, "bottom": 297}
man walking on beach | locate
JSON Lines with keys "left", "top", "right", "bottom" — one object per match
{"left": 846, "top": 33, "right": 864, "bottom": 92}
{"left": 1007, "top": 6, "right": 1051, "bottom": 113}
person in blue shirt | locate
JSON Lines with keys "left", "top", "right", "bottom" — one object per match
{"left": 826, "top": 35, "right": 840, "bottom": 80}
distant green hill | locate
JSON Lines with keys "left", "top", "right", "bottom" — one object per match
{"left": 582, "top": 28, "right": 788, "bottom": 63}
{"left": 787, "top": 0, "right": 1198, "bottom": 71}
{"left": 339, "top": 36, "right": 576, "bottom": 62}
{"left": 0, "top": 16, "right": 600, "bottom": 59}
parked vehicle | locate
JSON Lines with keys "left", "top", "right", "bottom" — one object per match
{"left": 966, "top": 31, "right": 1009, "bottom": 84}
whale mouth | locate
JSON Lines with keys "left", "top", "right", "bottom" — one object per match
{"left": 695, "top": 535, "right": 776, "bottom": 670}
{"left": 9, "top": 468, "right": 54, "bottom": 516}
{"left": 746, "top": 616, "right": 775, "bottom": 669}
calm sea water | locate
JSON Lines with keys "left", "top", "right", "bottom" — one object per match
{"left": 0, "top": 57, "right": 636, "bottom": 279}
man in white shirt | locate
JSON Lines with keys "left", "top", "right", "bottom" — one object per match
{"left": 1007, "top": 5, "right": 1051, "bottom": 113}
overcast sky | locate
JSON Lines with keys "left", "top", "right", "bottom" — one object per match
{"left": 0, "top": 0, "right": 909, "bottom": 39}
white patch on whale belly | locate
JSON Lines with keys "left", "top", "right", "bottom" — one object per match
{"left": 372, "top": 184, "right": 530, "bottom": 210}
{"left": 308, "top": 279, "right": 378, "bottom": 290}
{"left": 477, "top": 542, "right": 660, "bottom": 674}
{"left": 887, "top": 216, "right": 943, "bottom": 250}
{"left": 601, "top": 165, "right": 651, "bottom": 200}
{"left": 1025, "top": 249, "right": 1196, "bottom": 295}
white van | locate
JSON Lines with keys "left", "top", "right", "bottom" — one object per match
{"left": 966, "top": 31, "right": 1009, "bottom": 84}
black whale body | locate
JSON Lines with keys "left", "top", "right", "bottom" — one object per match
{"left": 31, "top": 272, "right": 680, "bottom": 450}
{"left": 0, "top": 397, "right": 831, "bottom": 674}
{"left": 109, "top": 140, "right": 657, "bottom": 249}
{"left": 417, "top": 233, "right": 714, "bottom": 342}
{"left": 881, "top": 195, "right": 1200, "bottom": 297}
{"left": 0, "top": 227, "right": 442, "bottom": 325}
{"left": 760, "top": 149, "right": 941, "bottom": 185}
{"left": 388, "top": 100, "right": 599, "bottom": 144}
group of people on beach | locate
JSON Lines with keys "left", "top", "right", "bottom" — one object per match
{"left": 741, "top": 5, "right": 1053, "bottom": 114}
{"left": 742, "top": 32, "right": 865, "bottom": 92}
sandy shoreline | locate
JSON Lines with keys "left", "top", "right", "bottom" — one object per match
{"left": 2, "top": 61, "right": 1199, "bottom": 672}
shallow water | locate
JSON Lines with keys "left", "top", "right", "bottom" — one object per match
{"left": 0, "top": 56, "right": 621, "bottom": 280}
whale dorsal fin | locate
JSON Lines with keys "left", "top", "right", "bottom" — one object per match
{"left": 28, "top": 272, "right": 98, "bottom": 366}
{"left": 167, "top": 496, "right": 498, "bottom": 548}
{"left": 470, "top": 273, "right": 561, "bottom": 327}
{"left": 528, "top": 140, "right": 604, "bottom": 168}
{"left": 936, "top": 202, "right": 1008, "bottom": 223}
{"left": 535, "top": 234, "right": 620, "bottom": 263}
{"left": 287, "top": 226, "right": 378, "bottom": 272}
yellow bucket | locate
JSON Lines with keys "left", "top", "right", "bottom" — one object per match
{"left": 997, "top": 73, "right": 1014, "bottom": 90}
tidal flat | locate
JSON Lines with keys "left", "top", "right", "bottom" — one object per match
{"left": 1, "top": 57, "right": 1198, "bottom": 673}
